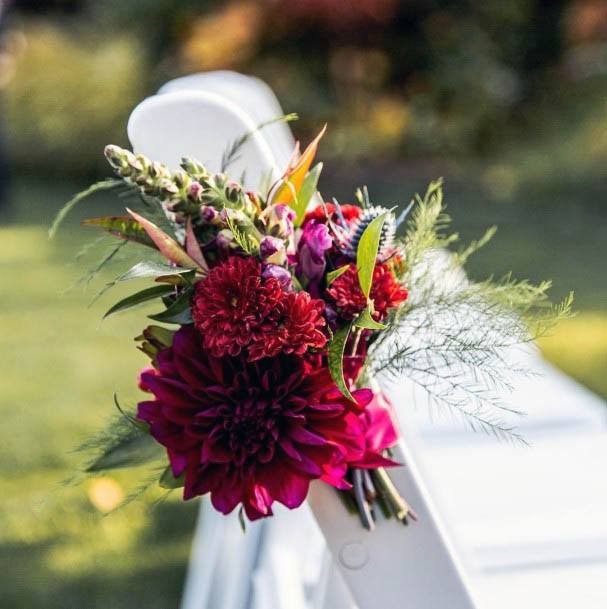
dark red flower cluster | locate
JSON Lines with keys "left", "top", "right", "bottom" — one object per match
{"left": 303, "top": 202, "right": 362, "bottom": 227}
{"left": 326, "top": 263, "right": 409, "bottom": 321}
{"left": 192, "top": 256, "right": 327, "bottom": 361}
{"left": 137, "top": 326, "right": 397, "bottom": 520}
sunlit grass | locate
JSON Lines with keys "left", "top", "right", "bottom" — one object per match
{"left": 539, "top": 314, "right": 607, "bottom": 400}
{"left": 0, "top": 226, "right": 198, "bottom": 609}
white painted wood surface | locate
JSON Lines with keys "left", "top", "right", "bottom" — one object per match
{"left": 128, "top": 71, "right": 607, "bottom": 609}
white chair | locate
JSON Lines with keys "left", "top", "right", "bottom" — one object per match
{"left": 127, "top": 71, "right": 607, "bottom": 609}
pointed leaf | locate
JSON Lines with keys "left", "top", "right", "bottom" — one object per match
{"left": 148, "top": 289, "right": 193, "bottom": 324}
{"left": 354, "top": 306, "right": 386, "bottom": 330}
{"left": 328, "top": 321, "right": 355, "bottom": 402}
{"left": 118, "top": 262, "right": 193, "bottom": 282}
{"left": 185, "top": 218, "right": 209, "bottom": 271}
{"left": 103, "top": 285, "right": 175, "bottom": 319}
{"left": 81, "top": 216, "right": 156, "bottom": 249}
{"left": 271, "top": 125, "right": 326, "bottom": 205}
{"left": 326, "top": 264, "right": 350, "bottom": 285}
{"left": 159, "top": 465, "right": 185, "bottom": 489}
{"left": 357, "top": 211, "right": 389, "bottom": 298}
{"left": 154, "top": 271, "right": 196, "bottom": 286}
{"left": 126, "top": 208, "right": 202, "bottom": 271}
{"left": 292, "top": 162, "right": 323, "bottom": 227}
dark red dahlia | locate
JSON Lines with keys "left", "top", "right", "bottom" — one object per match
{"left": 248, "top": 291, "right": 327, "bottom": 361}
{"left": 137, "top": 326, "right": 379, "bottom": 520}
{"left": 192, "top": 256, "right": 327, "bottom": 360}
{"left": 326, "top": 263, "right": 408, "bottom": 321}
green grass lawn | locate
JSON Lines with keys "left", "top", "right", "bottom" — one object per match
{"left": 0, "top": 226, "right": 199, "bottom": 609}
{"left": 0, "top": 169, "right": 605, "bottom": 608}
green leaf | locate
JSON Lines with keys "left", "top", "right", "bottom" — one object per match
{"left": 356, "top": 211, "right": 390, "bottom": 298}
{"left": 118, "top": 262, "right": 194, "bottom": 282}
{"left": 85, "top": 432, "right": 161, "bottom": 472}
{"left": 238, "top": 507, "right": 247, "bottom": 532}
{"left": 293, "top": 162, "right": 323, "bottom": 227}
{"left": 159, "top": 465, "right": 185, "bottom": 489}
{"left": 103, "top": 285, "right": 175, "bottom": 319}
{"left": 148, "top": 289, "right": 193, "bottom": 324}
{"left": 126, "top": 208, "right": 203, "bottom": 271}
{"left": 49, "top": 179, "right": 122, "bottom": 239}
{"left": 327, "top": 321, "right": 355, "bottom": 402}
{"left": 326, "top": 264, "right": 350, "bottom": 285}
{"left": 81, "top": 216, "right": 156, "bottom": 249}
{"left": 113, "top": 393, "right": 149, "bottom": 433}
{"left": 354, "top": 306, "right": 386, "bottom": 330}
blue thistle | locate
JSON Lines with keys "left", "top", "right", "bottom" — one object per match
{"left": 345, "top": 205, "right": 396, "bottom": 260}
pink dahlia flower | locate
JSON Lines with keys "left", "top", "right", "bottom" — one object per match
{"left": 137, "top": 326, "right": 388, "bottom": 520}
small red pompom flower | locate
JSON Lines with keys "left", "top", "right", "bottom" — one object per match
{"left": 192, "top": 256, "right": 327, "bottom": 361}
{"left": 303, "top": 203, "right": 362, "bottom": 227}
{"left": 326, "top": 263, "right": 408, "bottom": 321}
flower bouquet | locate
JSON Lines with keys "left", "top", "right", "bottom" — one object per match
{"left": 53, "top": 123, "right": 571, "bottom": 529}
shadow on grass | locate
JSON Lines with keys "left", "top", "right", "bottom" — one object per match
{"left": 0, "top": 499, "right": 200, "bottom": 609}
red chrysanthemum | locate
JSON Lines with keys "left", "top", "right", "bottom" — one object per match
{"left": 303, "top": 203, "right": 362, "bottom": 227}
{"left": 326, "top": 263, "right": 408, "bottom": 321}
{"left": 248, "top": 291, "right": 327, "bottom": 361}
{"left": 192, "top": 256, "right": 327, "bottom": 360}
{"left": 138, "top": 326, "right": 383, "bottom": 520}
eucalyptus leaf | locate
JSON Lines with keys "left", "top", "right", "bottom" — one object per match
{"left": 356, "top": 211, "right": 389, "bottom": 298}
{"left": 148, "top": 289, "right": 193, "bottom": 324}
{"left": 159, "top": 465, "right": 185, "bottom": 489}
{"left": 354, "top": 306, "right": 387, "bottom": 330}
{"left": 103, "top": 285, "right": 175, "bottom": 319}
{"left": 326, "top": 264, "right": 350, "bottom": 285}
{"left": 293, "top": 162, "right": 323, "bottom": 227}
{"left": 327, "top": 321, "right": 355, "bottom": 402}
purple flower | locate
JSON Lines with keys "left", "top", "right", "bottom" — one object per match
{"left": 260, "top": 236, "right": 286, "bottom": 264}
{"left": 298, "top": 221, "right": 333, "bottom": 282}
{"left": 262, "top": 264, "right": 293, "bottom": 290}
{"left": 200, "top": 205, "right": 218, "bottom": 224}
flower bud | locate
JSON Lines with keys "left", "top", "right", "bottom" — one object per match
{"left": 200, "top": 205, "right": 218, "bottom": 224}
{"left": 225, "top": 180, "right": 242, "bottom": 203}
{"left": 188, "top": 181, "right": 203, "bottom": 202}
{"left": 216, "top": 229, "right": 236, "bottom": 251}
{"left": 262, "top": 264, "right": 292, "bottom": 290}
{"left": 260, "top": 236, "right": 285, "bottom": 262}
{"left": 262, "top": 203, "right": 296, "bottom": 240}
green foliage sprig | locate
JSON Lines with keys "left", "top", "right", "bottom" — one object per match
{"left": 367, "top": 181, "right": 573, "bottom": 442}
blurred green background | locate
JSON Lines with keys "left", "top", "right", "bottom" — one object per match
{"left": 0, "top": 1, "right": 605, "bottom": 607}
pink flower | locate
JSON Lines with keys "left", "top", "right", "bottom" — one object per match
{"left": 349, "top": 392, "right": 400, "bottom": 468}
{"left": 137, "top": 326, "right": 380, "bottom": 520}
